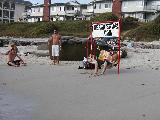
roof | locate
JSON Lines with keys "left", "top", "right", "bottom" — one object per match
{"left": 31, "top": 4, "right": 44, "bottom": 7}
{"left": 15, "top": 0, "right": 32, "bottom": 6}
{"left": 50, "top": 3, "right": 66, "bottom": 6}
{"left": 66, "top": 1, "right": 80, "bottom": 6}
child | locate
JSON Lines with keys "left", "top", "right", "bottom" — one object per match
{"left": 7, "top": 43, "right": 26, "bottom": 67}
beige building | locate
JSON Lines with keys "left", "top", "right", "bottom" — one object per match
{"left": 0, "top": 0, "right": 31, "bottom": 23}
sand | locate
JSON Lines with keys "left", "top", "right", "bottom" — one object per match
{"left": 0, "top": 47, "right": 160, "bottom": 120}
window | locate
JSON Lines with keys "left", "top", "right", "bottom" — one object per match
{"left": 10, "top": 11, "right": 14, "bottom": 19}
{"left": 94, "top": 4, "right": 96, "bottom": 9}
{"left": 59, "top": 7, "right": 61, "bottom": 11}
{"left": 99, "top": 4, "right": 101, "bottom": 9}
{"left": 151, "top": 1, "right": 156, "bottom": 9}
{"left": 105, "top": 3, "right": 111, "bottom": 8}
{"left": 38, "top": 8, "right": 40, "bottom": 12}
{"left": 52, "top": 7, "right": 55, "bottom": 11}
{"left": 0, "top": 10, "right": 2, "bottom": 17}
{"left": 0, "top": 2, "right": 2, "bottom": 8}
{"left": 136, "top": 1, "right": 143, "bottom": 6}
{"left": 3, "top": 2, "right": 9, "bottom": 9}
{"left": 11, "top": 3, "right": 15, "bottom": 10}
{"left": 33, "top": 8, "right": 35, "bottom": 12}
{"left": 72, "top": 7, "right": 74, "bottom": 10}
{"left": 123, "top": 2, "right": 128, "bottom": 7}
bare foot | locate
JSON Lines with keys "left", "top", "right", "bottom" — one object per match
{"left": 21, "top": 63, "right": 27, "bottom": 66}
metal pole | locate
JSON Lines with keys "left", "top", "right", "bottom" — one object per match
{"left": 118, "top": 19, "right": 121, "bottom": 74}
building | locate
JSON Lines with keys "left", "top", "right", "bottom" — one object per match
{"left": 92, "top": 0, "right": 112, "bottom": 15}
{"left": 28, "top": 1, "right": 82, "bottom": 22}
{"left": 92, "top": 0, "right": 160, "bottom": 22}
{"left": 26, "top": 0, "right": 160, "bottom": 22}
{"left": 27, "top": 4, "right": 43, "bottom": 22}
{"left": 50, "top": 3, "right": 66, "bottom": 21}
{"left": 121, "top": 0, "right": 160, "bottom": 22}
{"left": 0, "top": 0, "right": 32, "bottom": 23}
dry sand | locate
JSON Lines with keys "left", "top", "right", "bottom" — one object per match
{"left": 0, "top": 48, "right": 160, "bottom": 120}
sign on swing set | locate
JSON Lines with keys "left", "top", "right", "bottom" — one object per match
{"left": 92, "top": 21, "right": 119, "bottom": 38}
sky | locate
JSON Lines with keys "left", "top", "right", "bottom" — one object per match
{"left": 27, "top": 0, "right": 92, "bottom": 4}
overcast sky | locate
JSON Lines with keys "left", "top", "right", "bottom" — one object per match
{"left": 27, "top": 0, "right": 92, "bottom": 4}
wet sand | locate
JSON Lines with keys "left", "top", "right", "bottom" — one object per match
{"left": 0, "top": 62, "right": 160, "bottom": 120}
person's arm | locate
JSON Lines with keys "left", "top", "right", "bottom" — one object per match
{"left": 59, "top": 35, "right": 62, "bottom": 46}
{"left": 48, "top": 36, "right": 52, "bottom": 45}
{"left": 59, "top": 35, "right": 62, "bottom": 50}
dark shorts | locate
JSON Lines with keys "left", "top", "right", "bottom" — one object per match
{"left": 97, "top": 60, "right": 104, "bottom": 69}
{"left": 7, "top": 60, "right": 21, "bottom": 66}
{"left": 97, "top": 60, "right": 113, "bottom": 69}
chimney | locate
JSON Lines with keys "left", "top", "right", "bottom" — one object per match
{"left": 112, "top": 0, "right": 122, "bottom": 18}
{"left": 43, "top": 0, "right": 51, "bottom": 21}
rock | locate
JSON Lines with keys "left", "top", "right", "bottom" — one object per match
{"left": 155, "top": 68, "right": 159, "bottom": 70}
{"left": 121, "top": 49, "right": 127, "bottom": 58}
{"left": 37, "top": 43, "right": 48, "bottom": 50}
{"left": 32, "top": 50, "right": 49, "bottom": 57}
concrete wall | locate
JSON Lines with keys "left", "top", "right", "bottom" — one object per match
{"left": 14, "top": 3, "right": 25, "bottom": 22}
{"left": 122, "top": 0, "right": 144, "bottom": 12}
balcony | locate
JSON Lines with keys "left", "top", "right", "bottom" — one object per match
{"left": 50, "top": 11, "right": 66, "bottom": 16}
{"left": 11, "top": 3, "right": 15, "bottom": 10}
{"left": 3, "top": 7, "right": 9, "bottom": 10}
{"left": 143, "top": 5, "right": 159, "bottom": 12}
{"left": 3, "top": 15, "right": 9, "bottom": 18}
{"left": 3, "top": 2, "right": 10, "bottom": 10}
{"left": 65, "top": 10, "right": 78, "bottom": 16}
{"left": 22, "top": 12, "right": 31, "bottom": 16}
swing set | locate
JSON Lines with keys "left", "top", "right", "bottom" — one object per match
{"left": 86, "top": 19, "right": 121, "bottom": 74}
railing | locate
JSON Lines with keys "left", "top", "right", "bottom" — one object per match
{"left": 65, "top": 10, "right": 77, "bottom": 14}
{"left": 3, "top": 15, "right": 9, "bottom": 18}
{"left": 143, "top": 5, "right": 160, "bottom": 12}
{"left": 3, "top": 7, "right": 9, "bottom": 10}
{"left": 139, "top": 19, "right": 150, "bottom": 23}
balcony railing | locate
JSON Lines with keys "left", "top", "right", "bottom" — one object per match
{"left": 3, "top": 15, "right": 9, "bottom": 18}
{"left": 65, "top": 10, "right": 77, "bottom": 14}
{"left": 143, "top": 5, "right": 160, "bottom": 12}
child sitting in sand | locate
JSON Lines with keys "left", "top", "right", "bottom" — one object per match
{"left": 7, "top": 43, "right": 26, "bottom": 67}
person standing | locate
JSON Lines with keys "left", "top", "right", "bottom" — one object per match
{"left": 49, "top": 30, "right": 61, "bottom": 65}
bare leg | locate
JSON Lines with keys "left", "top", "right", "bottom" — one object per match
{"left": 53, "top": 56, "right": 56, "bottom": 65}
{"left": 57, "top": 56, "right": 59, "bottom": 64}
{"left": 101, "top": 61, "right": 107, "bottom": 75}
{"left": 94, "top": 61, "right": 98, "bottom": 74}
{"left": 8, "top": 62, "right": 19, "bottom": 67}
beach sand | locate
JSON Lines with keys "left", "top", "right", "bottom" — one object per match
{"left": 0, "top": 48, "right": 160, "bottom": 120}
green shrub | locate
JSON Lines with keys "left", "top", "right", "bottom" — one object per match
{"left": 154, "top": 14, "right": 160, "bottom": 24}
{"left": 124, "top": 22, "right": 160, "bottom": 41}
{"left": 122, "top": 16, "right": 140, "bottom": 31}
{"left": 90, "top": 12, "right": 118, "bottom": 22}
